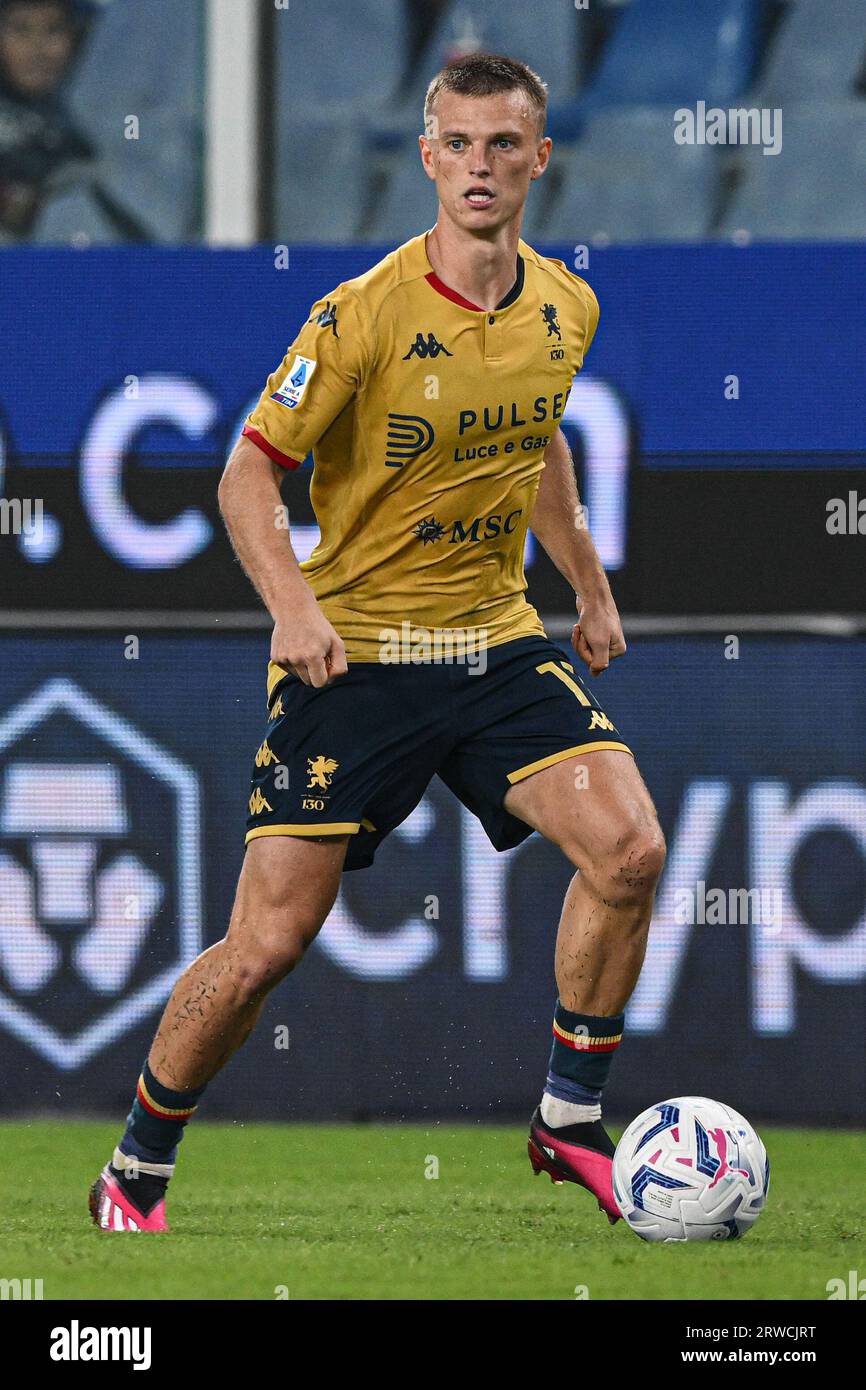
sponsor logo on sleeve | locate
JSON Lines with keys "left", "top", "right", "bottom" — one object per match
{"left": 308, "top": 302, "right": 339, "bottom": 337}
{"left": 271, "top": 355, "right": 317, "bottom": 410}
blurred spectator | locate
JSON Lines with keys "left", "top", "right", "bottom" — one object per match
{"left": 0, "top": 0, "right": 92, "bottom": 239}
{"left": 403, "top": 0, "right": 450, "bottom": 94}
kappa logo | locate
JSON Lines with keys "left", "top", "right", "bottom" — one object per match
{"left": 385, "top": 413, "right": 435, "bottom": 469}
{"left": 254, "top": 739, "right": 279, "bottom": 768}
{"left": 402, "top": 331, "right": 453, "bottom": 360}
{"left": 271, "top": 354, "right": 317, "bottom": 410}
{"left": 249, "top": 788, "right": 273, "bottom": 815}
{"left": 588, "top": 710, "right": 616, "bottom": 733}
{"left": 541, "top": 302, "right": 561, "bottom": 341}
{"left": 308, "top": 300, "right": 339, "bottom": 336}
{"left": 306, "top": 756, "right": 339, "bottom": 791}
{"left": 269, "top": 695, "right": 284, "bottom": 719}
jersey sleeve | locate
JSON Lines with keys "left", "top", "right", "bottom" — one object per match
{"left": 243, "top": 283, "right": 373, "bottom": 469}
{"left": 539, "top": 255, "right": 601, "bottom": 372}
{"left": 580, "top": 282, "right": 600, "bottom": 362}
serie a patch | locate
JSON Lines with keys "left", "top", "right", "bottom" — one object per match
{"left": 271, "top": 354, "right": 316, "bottom": 409}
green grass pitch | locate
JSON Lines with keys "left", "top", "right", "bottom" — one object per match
{"left": 3, "top": 1120, "right": 864, "bottom": 1300}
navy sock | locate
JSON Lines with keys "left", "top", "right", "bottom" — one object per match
{"left": 118, "top": 1060, "right": 207, "bottom": 1167}
{"left": 545, "top": 1000, "right": 625, "bottom": 1110}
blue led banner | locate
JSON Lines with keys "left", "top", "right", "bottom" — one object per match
{"left": 0, "top": 243, "right": 863, "bottom": 612}
{"left": 0, "top": 633, "right": 863, "bottom": 1125}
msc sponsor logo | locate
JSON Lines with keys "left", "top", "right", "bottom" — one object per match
{"left": 413, "top": 516, "right": 446, "bottom": 545}
{"left": 412, "top": 510, "right": 522, "bottom": 544}
{"left": 385, "top": 413, "right": 435, "bottom": 468}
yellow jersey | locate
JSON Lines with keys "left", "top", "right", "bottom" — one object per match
{"left": 243, "top": 232, "right": 599, "bottom": 692}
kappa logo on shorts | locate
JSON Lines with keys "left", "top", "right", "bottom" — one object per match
{"left": 588, "top": 710, "right": 616, "bottom": 733}
{"left": 306, "top": 755, "right": 339, "bottom": 791}
{"left": 254, "top": 739, "right": 279, "bottom": 768}
{"left": 269, "top": 695, "right": 284, "bottom": 719}
{"left": 271, "top": 354, "right": 317, "bottom": 410}
{"left": 249, "top": 788, "right": 273, "bottom": 816}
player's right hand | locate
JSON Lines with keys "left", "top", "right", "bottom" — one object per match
{"left": 271, "top": 608, "right": 348, "bottom": 688}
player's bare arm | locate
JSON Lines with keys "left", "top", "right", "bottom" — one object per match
{"left": 218, "top": 434, "right": 347, "bottom": 689}
{"left": 532, "top": 427, "right": 626, "bottom": 676}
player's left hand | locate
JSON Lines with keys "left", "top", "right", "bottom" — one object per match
{"left": 571, "top": 594, "right": 626, "bottom": 676}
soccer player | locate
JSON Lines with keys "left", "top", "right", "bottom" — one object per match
{"left": 90, "top": 53, "right": 666, "bottom": 1234}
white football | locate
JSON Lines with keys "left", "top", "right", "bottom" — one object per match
{"left": 612, "top": 1096, "right": 769, "bottom": 1242}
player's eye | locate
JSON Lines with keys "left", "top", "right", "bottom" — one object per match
{"left": 447, "top": 139, "right": 466, "bottom": 151}
{"left": 494, "top": 139, "right": 514, "bottom": 150}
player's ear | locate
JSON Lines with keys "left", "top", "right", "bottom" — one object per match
{"left": 419, "top": 135, "right": 437, "bottom": 181}
{"left": 530, "top": 136, "right": 553, "bottom": 181}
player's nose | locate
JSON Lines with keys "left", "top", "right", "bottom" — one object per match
{"left": 468, "top": 147, "right": 491, "bottom": 175}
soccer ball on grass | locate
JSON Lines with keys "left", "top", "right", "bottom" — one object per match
{"left": 612, "top": 1096, "right": 769, "bottom": 1242}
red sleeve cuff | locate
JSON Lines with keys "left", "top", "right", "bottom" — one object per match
{"left": 242, "top": 424, "right": 302, "bottom": 470}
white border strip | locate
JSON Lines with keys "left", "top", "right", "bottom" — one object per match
{"left": 0, "top": 613, "right": 864, "bottom": 635}
{"left": 546, "top": 614, "right": 866, "bottom": 637}
{"left": 204, "top": 0, "right": 260, "bottom": 245}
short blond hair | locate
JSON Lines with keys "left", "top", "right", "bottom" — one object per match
{"left": 424, "top": 52, "right": 548, "bottom": 138}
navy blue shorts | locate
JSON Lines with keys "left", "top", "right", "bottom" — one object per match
{"left": 245, "top": 635, "right": 632, "bottom": 871}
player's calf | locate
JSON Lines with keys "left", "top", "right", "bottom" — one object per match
{"left": 529, "top": 827, "right": 665, "bottom": 1222}
{"left": 88, "top": 835, "right": 346, "bottom": 1231}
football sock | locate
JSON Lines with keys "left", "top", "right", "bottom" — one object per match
{"left": 541, "top": 1087, "right": 602, "bottom": 1127}
{"left": 542, "top": 1001, "right": 625, "bottom": 1128}
{"left": 117, "top": 1059, "right": 207, "bottom": 1169}
{"left": 108, "top": 1148, "right": 172, "bottom": 1216}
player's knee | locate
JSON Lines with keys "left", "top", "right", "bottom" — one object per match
{"left": 229, "top": 912, "right": 320, "bottom": 1000}
{"left": 233, "top": 941, "right": 301, "bottom": 999}
{"left": 635, "top": 820, "right": 666, "bottom": 880}
{"left": 581, "top": 819, "right": 666, "bottom": 908}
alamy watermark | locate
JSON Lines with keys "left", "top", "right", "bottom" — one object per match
{"left": 674, "top": 881, "right": 782, "bottom": 928}
{"left": 674, "top": 101, "right": 782, "bottom": 156}
{"left": 378, "top": 621, "right": 488, "bottom": 673}
{"left": 1, "top": 1276, "right": 43, "bottom": 1299}
{"left": 0, "top": 497, "right": 44, "bottom": 539}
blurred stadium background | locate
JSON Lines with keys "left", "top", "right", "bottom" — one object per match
{"left": 0, "top": 0, "right": 864, "bottom": 1139}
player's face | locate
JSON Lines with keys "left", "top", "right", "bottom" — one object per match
{"left": 420, "top": 90, "right": 551, "bottom": 236}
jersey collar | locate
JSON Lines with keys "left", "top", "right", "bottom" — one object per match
{"left": 420, "top": 237, "right": 526, "bottom": 313}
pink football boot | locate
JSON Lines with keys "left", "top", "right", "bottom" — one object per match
{"left": 528, "top": 1106, "right": 621, "bottom": 1224}
{"left": 89, "top": 1152, "right": 171, "bottom": 1233}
